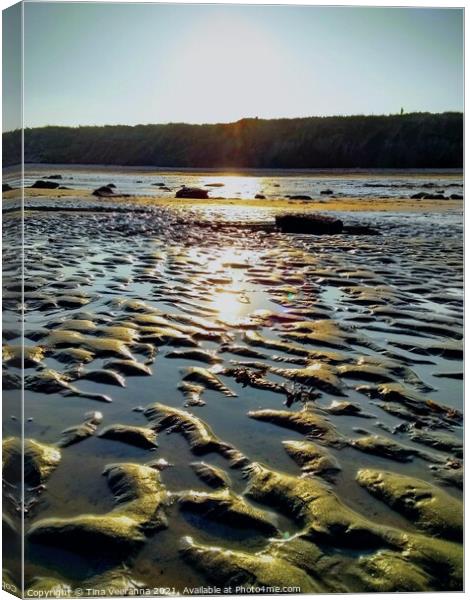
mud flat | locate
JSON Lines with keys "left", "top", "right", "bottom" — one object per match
{"left": 2, "top": 185, "right": 463, "bottom": 594}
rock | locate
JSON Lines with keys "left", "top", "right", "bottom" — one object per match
{"left": 98, "top": 424, "right": 158, "bottom": 449}
{"left": 343, "top": 225, "right": 380, "bottom": 235}
{"left": 320, "top": 189, "right": 333, "bottom": 195}
{"left": 3, "top": 183, "right": 14, "bottom": 192}
{"left": 45, "top": 175, "right": 62, "bottom": 180}
{"left": 175, "top": 187, "right": 209, "bottom": 199}
{"left": 275, "top": 213, "right": 343, "bottom": 234}
{"left": 255, "top": 194, "right": 266, "bottom": 199}
{"left": 357, "top": 469, "right": 462, "bottom": 541}
{"left": 450, "top": 194, "right": 463, "bottom": 200}
{"left": 28, "top": 462, "right": 167, "bottom": 556}
{"left": 411, "top": 192, "right": 446, "bottom": 200}
{"left": 290, "top": 195, "right": 312, "bottom": 200}
{"left": 30, "top": 180, "right": 61, "bottom": 189}
{"left": 92, "top": 185, "right": 114, "bottom": 197}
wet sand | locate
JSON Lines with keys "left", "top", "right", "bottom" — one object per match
{"left": 2, "top": 187, "right": 463, "bottom": 595}
{"left": 3, "top": 187, "right": 464, "bottom": 213}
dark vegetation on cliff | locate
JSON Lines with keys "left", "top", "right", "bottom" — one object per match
{"left": 3, "top": 112, "right": 463, "bottom": 169}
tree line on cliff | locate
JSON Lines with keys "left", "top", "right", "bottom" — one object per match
{"left": 3, "top": 112, "right": 462, "bottom": 168}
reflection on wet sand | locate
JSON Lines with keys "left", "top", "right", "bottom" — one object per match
{"left": 2, "top": 186, "right": 463, "bottom": 594}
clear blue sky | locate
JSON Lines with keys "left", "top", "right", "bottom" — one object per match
{"left": 8, "top": 3, "right": 465, "bottom": 130}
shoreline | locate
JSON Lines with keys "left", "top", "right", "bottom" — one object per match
{"left": 3, "top": 188, "right": 464, "bottom": 214}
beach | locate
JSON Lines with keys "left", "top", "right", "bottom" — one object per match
{"left": 2, "top": 168, "right": 463, "bottom": 594}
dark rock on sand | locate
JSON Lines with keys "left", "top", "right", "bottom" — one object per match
{"left": 92, "top": 186, "right": 114, "bottom": 197}
{"left": 320, "top": 189, "right": 333, "bottom": 195}
{"left": 275, "top": 213, "right": 343, "bottom": 235}
{"left": 411, "top": 192, "right": 446, "bottom": 200}
{"left": 255, "top": 194, "right": 266, "bottom": 199}
{"left": 290, "top": 195, "right": 312, "bottom": 200}
{"left": 2, "top": 183, "right": 14, "bottom": 192}
{"left": 175, "top": 187, "right": 209, "bottom": 199}
{"left": 30, "top": 180, "right": 61, "bottom": 190}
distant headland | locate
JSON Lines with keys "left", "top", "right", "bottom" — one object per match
{"left": 3, "top": 112, "right": 463, "bottom": 169}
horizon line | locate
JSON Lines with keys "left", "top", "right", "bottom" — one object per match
{"left": 3, "top": 110, "right": 463, "bottom": 135}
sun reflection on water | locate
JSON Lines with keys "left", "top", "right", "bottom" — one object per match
{"left": 205, "top": 247, "right": 256, "bottom": 320}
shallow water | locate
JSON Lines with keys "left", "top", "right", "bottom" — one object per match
{"left": 4, "top": 164, "right": 464, "bottom": 200}
{"left": 2, "top": 178, "right": 463, "bottom": 594}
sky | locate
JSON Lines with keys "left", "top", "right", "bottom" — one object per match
{"left": 3, "top": 2, "right": 464, "bottom": 130}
